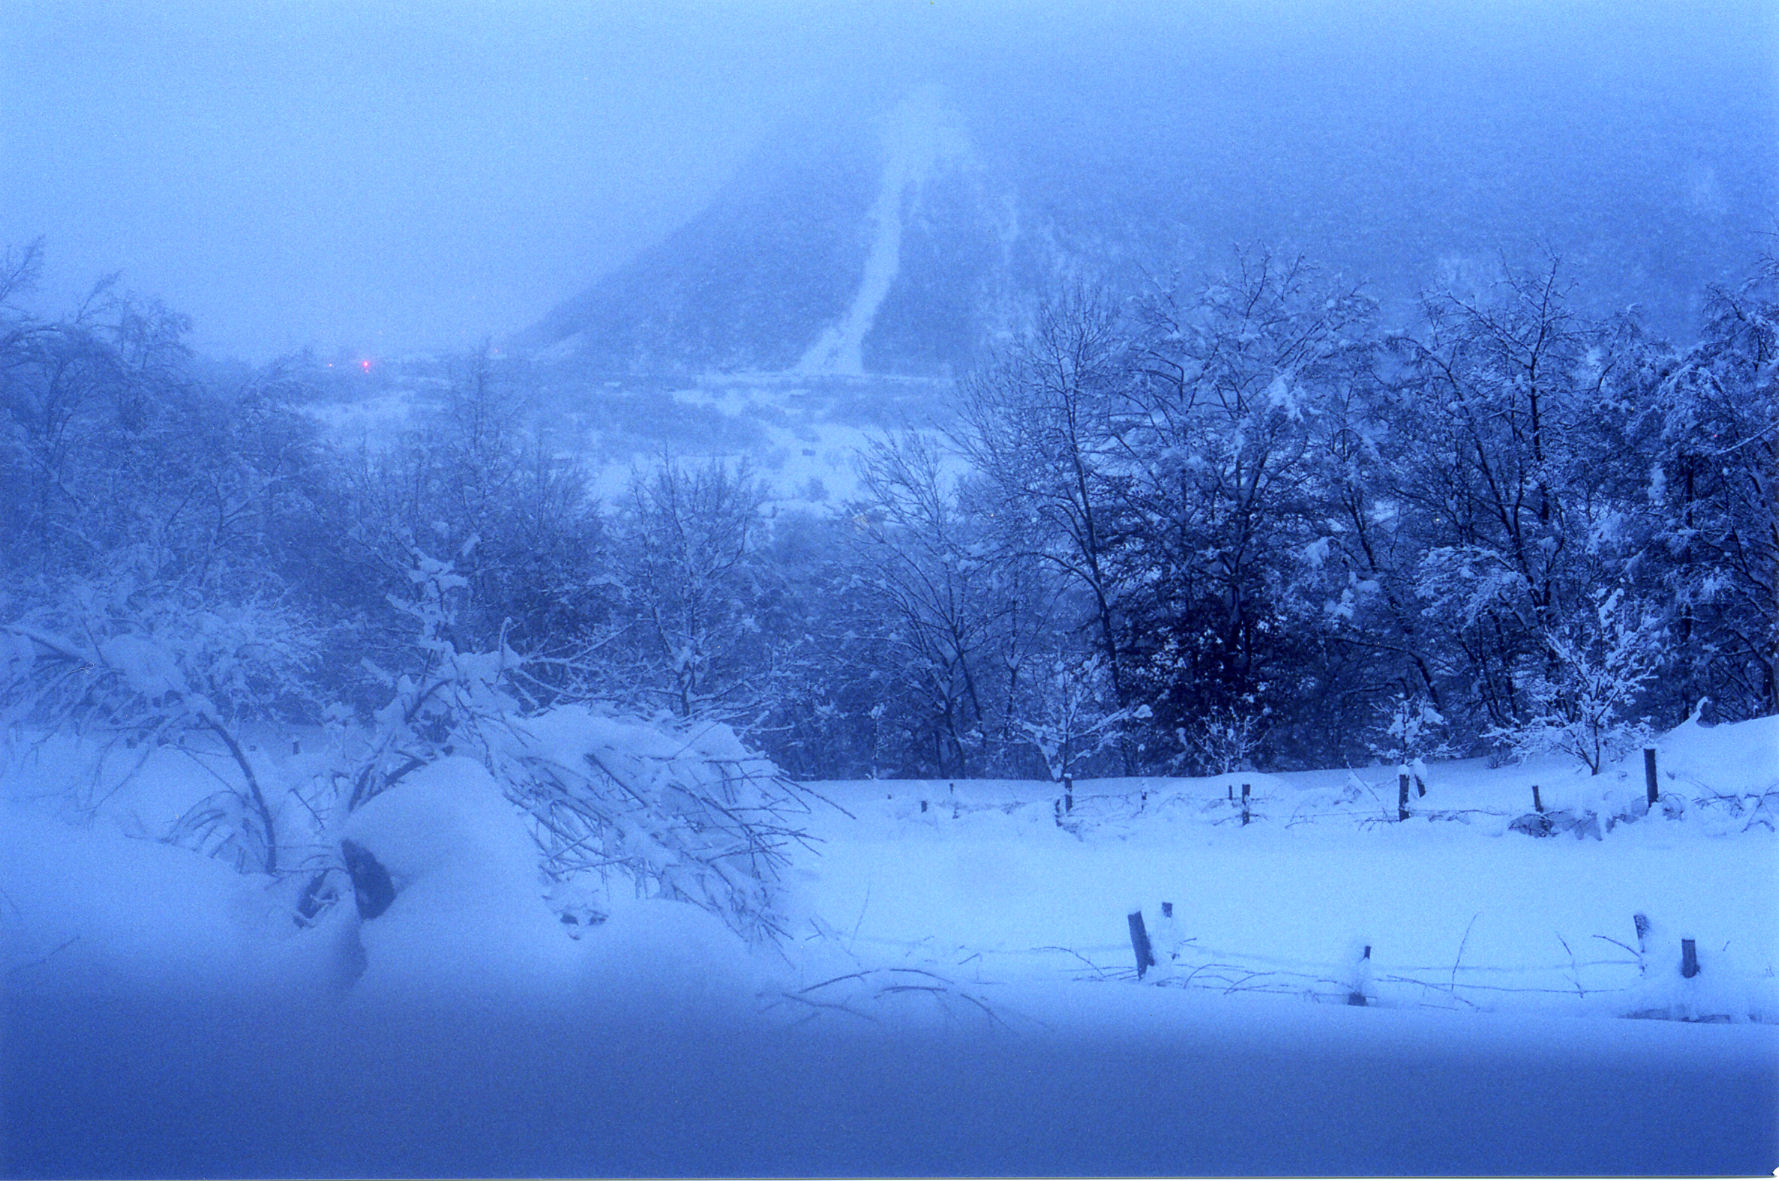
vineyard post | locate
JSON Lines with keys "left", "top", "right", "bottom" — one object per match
{"left": 1127, "top": 910, "right": 1156, "bottom": 979}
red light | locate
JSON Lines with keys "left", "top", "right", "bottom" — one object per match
{"left": 360, "top": 359, "right": 372, "bottom": 373}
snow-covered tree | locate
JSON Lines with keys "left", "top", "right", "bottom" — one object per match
{"left": 1639, "top": 258, "right": 1778, "bottom": 721}
{"left": 1384, "top": 259, "right": 1655, "bottom": 744}
{"left": 845, "top": 431, "right": 1005, "bottom": 776}
{"left": 1119, "top": 250, "right": 1377, "bottom": 765}
{"left": 611, "top": 455, "right": 772, "bottom": 722}
{"left": 952, "top": 284, "right": 1134, "bottom": 727}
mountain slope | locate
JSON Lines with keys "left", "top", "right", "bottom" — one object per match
{"left": 525, "top": 31, "right": 1775, "bottom": 378}
{"left": 524, "top": 90, "right": 1021, "bottom": 378}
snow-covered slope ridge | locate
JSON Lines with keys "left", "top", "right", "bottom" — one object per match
{"left": 798, "top": 88, "right": 974, "bottom": 375}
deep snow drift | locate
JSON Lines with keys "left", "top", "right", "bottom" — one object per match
{"left": 3, "top": 716, "right": 1775, "bottom": 1176}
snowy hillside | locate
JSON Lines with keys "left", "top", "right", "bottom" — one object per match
{"left": 522, "top": 55, "right": 1773, "bottom": 380}
{"left": 519, "top": 90, "right": 1022, "bottom": 378}
{"left": 4, "top": 714, "right": 1775, "bottom": 1175}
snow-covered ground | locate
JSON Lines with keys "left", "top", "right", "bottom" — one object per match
{"left": 4, "top": 717, "right": 1776, "bottom": 1175}
{"left": 298, "top": 359, "right": 958, "bottom": 516}
{"left": 795, "top": 724, "right": 1779, "bottom": 1023}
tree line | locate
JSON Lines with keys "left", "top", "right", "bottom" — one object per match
{"left": 3, "top": 240, "right": 1773, "bottom": 789}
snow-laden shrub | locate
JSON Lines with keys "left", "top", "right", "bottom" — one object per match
{"left": 330, "top": 551, "right": 526, "bottom": 813}
{"left": 508, "top": 706, "right": 818, "bottom": 944}
{"left": 1367, "top": 692, "right": 1455, "bottom": 768}
{"left": 1018, "top": 653, "right": 1143, "bottom": 782}
{"left": 1494, "top": 588, "right": 1660, "bottom": 775}
{"left": 1177, "top": 703, "right": 1265, "bottom": 776}
{"left": 1365, "top": 691, "right": 1456, "bottom": 797}
{"left": 292, "top": 552, "right": 820, "bottom": 944}
{"left": 1, "top": 577, "right": 318, "bottom": 872}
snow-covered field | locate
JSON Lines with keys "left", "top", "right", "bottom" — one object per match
{"left": 4, "top": 717, "right": 1776, "bottom": 1176}
{"left": 298, "top": 359, "right": 959, "bottom": 516}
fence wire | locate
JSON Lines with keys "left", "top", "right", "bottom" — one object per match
{"left": 829, "top": 928, "right": 1748, "bottom": 1017}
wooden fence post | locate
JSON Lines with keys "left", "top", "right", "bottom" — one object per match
{"left": 1064, "top": 774, "right": 1074, "bottom": 814}
{"left": 1347, "top": 944, "right": 1372, "bottom": 1006}
{"left": 1128, "top": 910, "right": 1156, "bottom": 979}
{"left": 1680, "top": 937, "right": 1699, "bottom": 979}
{"left": 1241, "top": 782, "right": 1251, "bottom": 826}
{"left": 1532, "top": 784, "right": 1544, "bottom": 813}
{"left": 1398, "top": 773, "right": 1410, "bottom": 821}
{"left": 1633, "top": 913, "right": 1650, "bottom": 976}
{"left": 1644, "top": 748, "right": 1659, "bottom": 808}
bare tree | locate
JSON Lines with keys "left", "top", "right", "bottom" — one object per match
{"left": 952, "top": 284, "right": 1133, "bottom": 719}
{"left": 615, "top": 455, "right": 770, "bottom": 721}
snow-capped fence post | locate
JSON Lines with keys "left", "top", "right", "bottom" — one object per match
{"left": 1644, "top": 748, "right": 1659, "bottom": 808}
{"left": 1064, "top": 774, "right": 1074, "bottom": 814}
{"left": 1240, "top": 782, "right": 1251, "bottom": 826}
{"left": 1347, "top": 944, "right": 1372, "bottom": 1005}
{"left": 1398, "top": 773, "right": 1410, "bottom": 821}
{"left": 1680, "top": 938, "right": 1699, "bottom": 979}
{"left": 1127, "top": 910, "right": 1156, "bottom": 979}
{"left": 1633, "top": 913, "right": 1651, "bottom": 976}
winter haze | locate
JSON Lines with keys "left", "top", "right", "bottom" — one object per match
{"left": 2, "top": 3, "right": 1777, "bottom": 1178}
{"left": 2, "top": 1, "right": 1773, "bottom": 359}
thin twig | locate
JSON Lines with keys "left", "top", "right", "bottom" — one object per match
{"left": 1451, "top": 912, "right": 1480, "bottom": 996}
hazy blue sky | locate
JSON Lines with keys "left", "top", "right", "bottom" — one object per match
{"left": 2, "top": 2, "right": 870, "bottom": 358}
{"left": 3, "top": 1, "right": 1773, "bottom": 361}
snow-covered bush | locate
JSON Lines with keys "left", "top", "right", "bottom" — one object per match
{"left": 1018, "top": 654, "right": 1142, "bottom": 782}
{"left": 1367, "top": 692, "right": 1456, "bottom": 786}
{"left": 1178, "top": 703, "right": 1265, "bottom": 775}
{"left": 2, "top": 579, "right": 318, "bottom": 872}
{"left": 286, "top": 550, "right": 820, "bottom": 943}
{"left": 507, "top": 706, "right": 818, "bottom": 943}
{"left": 329, "top": 548, "right": 527, "bottom": 813}
{"left": 1494, "top": 588, "right": 1660, "bottom": 775}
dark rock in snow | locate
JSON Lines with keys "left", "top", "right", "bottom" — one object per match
{"left": 341, "top": 838, "right": 396, "bottom": 920}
